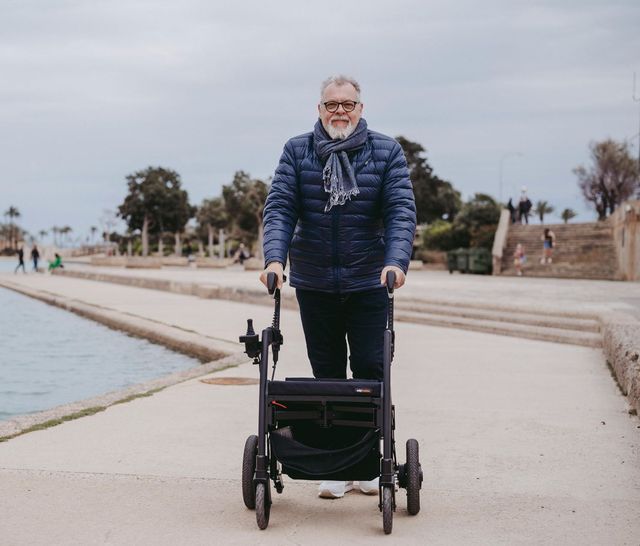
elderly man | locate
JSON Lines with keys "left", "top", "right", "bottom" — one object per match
{"left": 260, "top": 75, "right": 416, "bottom": 499}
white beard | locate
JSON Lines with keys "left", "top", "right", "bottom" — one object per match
{"left": 325, "top": 120, "right": 355, "bottom": 140}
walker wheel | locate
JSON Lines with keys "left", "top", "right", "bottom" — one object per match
{"left": 255, "top": 482, "right": 271, "bottom": 530}
{"left": 406, "top": 438, "right": 422, "bottom": 515}
{"left": 242, "top": 435, "right": 258, "bottom": 509}
{"left": 382, "top": 486, "right": 394, "bottom": 535}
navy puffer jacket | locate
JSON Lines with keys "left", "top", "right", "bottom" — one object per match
{"left": 263, "top": 129, "right": 416, "bottom": 293}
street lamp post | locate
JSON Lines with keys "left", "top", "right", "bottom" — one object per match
{"left": 633, "top": 73, "right": 640, "bottom": 175}
{"left": 499, "top": 152, "right": 523, "bottom": 203}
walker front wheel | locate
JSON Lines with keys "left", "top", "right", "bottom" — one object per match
{"left": 242, "top": 435, "right": 258, "bottom": 509}
{"left": 255, "top": 482, "right": 271, "bottom": 530}
{"left": 406, "top": 438, "right": 422, "bottom": 515}
{"left": 382, "top": 486, "right": 394, "bottom": 535}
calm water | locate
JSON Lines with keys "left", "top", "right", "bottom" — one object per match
{"left": 0, "top": 259, "right": 199, "bottom": 420}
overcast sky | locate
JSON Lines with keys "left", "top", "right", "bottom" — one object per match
{"left": 1, "top": 0, "right": 639, "bottom": 241}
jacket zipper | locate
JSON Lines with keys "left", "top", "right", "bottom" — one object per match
{"left": 332, "top": 207, "right": 340, "bottom": 291}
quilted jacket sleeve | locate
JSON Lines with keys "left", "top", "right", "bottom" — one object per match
{"left": 381, "top": 141, "right": 417, "bottom": 273}
{"left": 262, "top": 140, "right": 299, "bottom": 268}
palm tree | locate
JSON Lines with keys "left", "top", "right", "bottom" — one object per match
{"left": 535, "top": 201, "right": 554, "bottom": 224}
{"left": 90, "top": 226, "right": 98, "bottom": 243}
{"left": 51, "top": 226, "right": 60, "bottom": 247}
{"left": 38, "top": 229, "right": 48, "bottom": 242}
{"left": 4, "top": 206, "right": 20, "bottom": 249}
{"left": 561, "top": 208, "right": 577, "bottom": 224}
{"left": 60, "top": 226, "right": 73, "bottom": 247}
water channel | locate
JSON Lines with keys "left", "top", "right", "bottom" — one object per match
{"left": 0, "top": 259, "right": 199, "bottom": 421}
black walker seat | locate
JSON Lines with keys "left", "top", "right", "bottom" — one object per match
{"left": 239, "top": 271, "right": 422, "bottom": 534}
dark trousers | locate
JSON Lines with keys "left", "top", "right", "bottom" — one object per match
{"left": 295, "top": 287, "right": 388, "bottom": 381}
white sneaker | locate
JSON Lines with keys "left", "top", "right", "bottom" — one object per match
{"left": 318, "top": 481, "right": 354, "bottom": 499}
{"left": 358, "top": 477, "right": 379, "bottom": 495}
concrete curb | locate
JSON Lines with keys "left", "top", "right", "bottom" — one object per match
{"left": 602, "top": 311, "right": 640, "bottom": 414}
{"left": 0, "top": 351, "right": 250, "bottom": 439}
{"left": 0, "top": 278, "right": 250, "bottom": 439}
{"left": 53, "top": 268, "right": 301, "bottom": 310}
{"left": 0, "top": 279, "right": 238, "bottom": 362}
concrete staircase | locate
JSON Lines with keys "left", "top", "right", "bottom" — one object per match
{"left": 501, "top": 222, "right": 619, "bottom": 280}
{"left": 54, "top": 267, "right": 603, "bottom": 348}
{"left": 394, "top": 297, "right": 602, "bottom": 347}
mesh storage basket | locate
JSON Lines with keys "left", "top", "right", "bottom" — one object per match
{"left": 270, "top": 424, "right": 380, "bottom": 481}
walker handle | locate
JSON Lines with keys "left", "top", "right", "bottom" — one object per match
{"left": 386, "top": 270, "right": 396, "bottom": 296}
{"left": 267, "top": 272, "right": 277, "bottom": 295}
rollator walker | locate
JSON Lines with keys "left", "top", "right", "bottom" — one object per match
{"left": 239, "top": 271, "right": 422, "bottom": 534}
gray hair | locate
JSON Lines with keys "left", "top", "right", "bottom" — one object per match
{"left": 320, "top": 75, "right": 361, "bottom": 101}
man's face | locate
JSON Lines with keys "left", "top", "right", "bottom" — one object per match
{"left": 318, "top": 82, "right": 363, "bottom": 139}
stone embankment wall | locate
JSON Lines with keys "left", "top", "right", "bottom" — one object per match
{"left": 610, "top": 199, "right": 640, "bottom": 281}
{"left": 602, "top": 311, "right": 640, "bottom": 414}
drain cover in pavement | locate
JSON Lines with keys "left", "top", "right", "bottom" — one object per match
{"left": 200, "top": 377, "right": 259, "bottom": 385}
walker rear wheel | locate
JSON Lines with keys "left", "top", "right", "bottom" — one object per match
{"left": 242, "top": 435, "right": 258, "bottom": 509}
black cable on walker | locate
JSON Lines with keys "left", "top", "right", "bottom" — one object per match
{"left": 266, "top": 272, "right": 284, "bottom": 380}
{"left": 386, "top": 269, "right": 395, "bottom": 361}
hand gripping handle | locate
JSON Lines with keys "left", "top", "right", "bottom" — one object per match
{"left": 267, "top": 272, "right": 277, "bottom": 295}
{"left": 386, "top": 270, "right": 396, "bottom": 296}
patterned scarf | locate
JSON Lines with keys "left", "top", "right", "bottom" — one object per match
{"left": 313, "top": 118, "right": 368, "bottom": 212}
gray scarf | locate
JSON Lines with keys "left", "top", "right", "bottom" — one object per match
{"left": 313, "top": 118, "right": 368, "bottom": 212}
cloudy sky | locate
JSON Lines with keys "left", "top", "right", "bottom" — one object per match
{"left": 1, "top": 0, "right": 639, "bottom": 241}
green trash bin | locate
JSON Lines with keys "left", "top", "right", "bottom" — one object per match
{"left": 446, "top": 250, "right": 458, "bottom": 273}
{"left": 455, "top": 248, "right": 469, "bottom": 273}
{"left": 468, "top": 248, "right": 492, "bottom": 274}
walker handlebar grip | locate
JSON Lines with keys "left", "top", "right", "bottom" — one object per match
{"left": 386, "top": 270, "right": 396, "bottom": 295}
{"left": 267, "top": 272, "right": 277, "bottom": 295}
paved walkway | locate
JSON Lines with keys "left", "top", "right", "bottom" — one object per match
{"left": 65, "top": 262, "right": 640, "bottom": 317}
{"left": 0, "top": 271, "right": 639, "bottom": 544}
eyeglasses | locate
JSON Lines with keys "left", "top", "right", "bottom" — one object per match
{"left": 323, "top": 100, "right": 359, "bottom": 113}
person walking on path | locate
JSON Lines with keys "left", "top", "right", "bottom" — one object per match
{"left": 31, "top": 244, "right": 40, "bottom": 272}
{"left": 513, "top": 243, "right": 526, "bottom": 276}
{"left": 541, "top": 228, "right": 556, "bottom": 264}
{"left": 14, "top": 246, "right": 26, "bottom": 274}
{"left": 260, "top": 74, "right": 417, "bottom": 499}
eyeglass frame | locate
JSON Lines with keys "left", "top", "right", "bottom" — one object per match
{"left": 322, "top": 100, "right": 360, "bottom": 113}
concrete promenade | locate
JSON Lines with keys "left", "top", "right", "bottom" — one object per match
{"left": 61, "top": 262, "right": 640, "bottom": 316}
{"left": 0, "top": 269, "right": 639, "bottom": 544}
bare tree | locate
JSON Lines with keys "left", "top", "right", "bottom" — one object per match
{"left": 574, "top": 139, "right": 639, "bottom": 220}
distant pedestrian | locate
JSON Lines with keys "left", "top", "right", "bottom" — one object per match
{"left": 14, "top": 247, "right": 26, "bottom": 274}
{"left": 31, "top": 244, "right": 40, "bottom": 271}
{"left": 507, "top": 198, "right": 517, "bottom": 224}
{"left": 233, "top": 243, "right": 250, "bottom": 265}
{"left": 518, "top": 195, "right": 532, "bottom": 224}
{"left": 540, "top": 228, "right": 556, "bottom": 264}
{"left": 513, "top": 243, "right": 526, "bottom": 276}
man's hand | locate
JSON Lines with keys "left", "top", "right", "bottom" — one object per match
{"left": 260, "top": 262, "right": 284, "bottom": 289}
{"left": 380, "top": 265, "right": 406, "bottom": 289}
